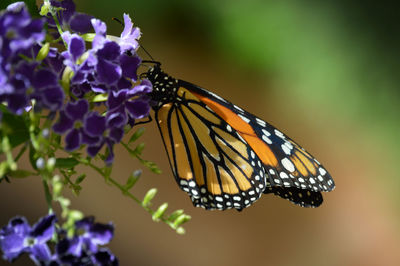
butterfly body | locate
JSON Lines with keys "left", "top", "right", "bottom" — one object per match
{"left": 145, "top": 63, "right": 334, "bottom": 211}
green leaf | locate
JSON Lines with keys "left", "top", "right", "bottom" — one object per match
{"left": 0, "top": 105, "right": 29, "bottom": 149}
{"left": 133, "top": 143, "right": 145, "bottom": 156}
{"left": 143, "top": 160, "right": 162, "bottom": 174}
{"left": 7, "top": 169, "right": 36, "bottom": 178}
{"left": 128, "top": 128, "right": 145, "bottom": 144}
{"left": 75, "top": 174, "right": 86, "bottom": 185}
{"left": 55, "top": 158, "right": 79, "bottom": 168}
{"left": 124, "top": 170, "right": 141, "bottom": 190}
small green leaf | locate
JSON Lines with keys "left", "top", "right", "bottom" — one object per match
{"left": 128, "top": 128, "right": 145, "bottom": 144}
{"left": 152, "top": 203, "right": 168, "bottom": 221}
{"left": 75, "top": 174, "right": 86, "bottom": 185}
{"left": 81, "top": 33, "right": 95, "bottom": 42}
{"left": 173, "top": 214, "right": 191, "bottom": 228}
{"left": 55, "top": 158, "right": 79, "bottom": 168}
{"left": 167, "top": 209, "right": 184, "bottom": 222}
{"left": 92, "top": 93, "right": 108, "bottom": 102}
{"left": 124, "top": 170, "right": 141, "bottom": 190}
{"left": 36, "top": 42, "right": 50, "bottom": 61}
{"left": 143, "top": 161, "right": 162, "bottom": 174}
{"left": 7, "top": 169, "right": 36, "bottom": 178}
{"left": 142, "top": 188, "right": 157, "bottom": 207}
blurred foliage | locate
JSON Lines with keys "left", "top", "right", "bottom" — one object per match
{"left": 77, "top": 0, "right": 399, "bottom": 198}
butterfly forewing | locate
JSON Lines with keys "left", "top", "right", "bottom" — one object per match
{"left": 182, "top": 81, "right": 335, "bottom": 192}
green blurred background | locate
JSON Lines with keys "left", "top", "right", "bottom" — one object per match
{"left": 1, "top": 0, "right": 400, "bottom": 265}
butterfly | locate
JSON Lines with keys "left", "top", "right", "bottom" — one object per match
{"left": 142, "top": 62, "right": 335, "bottom": 211}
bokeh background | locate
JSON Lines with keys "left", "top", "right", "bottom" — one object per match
{"left": 1, "top": 0, "right": 400, "bottom": 265}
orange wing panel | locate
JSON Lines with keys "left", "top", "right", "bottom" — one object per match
{"left": 191, "top": 91, "right": 278, "bottom": 167}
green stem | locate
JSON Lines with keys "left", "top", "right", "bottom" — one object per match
{"left": 51, "top": 11, "right": 67, "bottom": 47}
{"left": 42, "top": 178, "right": 53, "bottom": 212}
{"left": 81, "top": 159, "right": 178, "bottom": 229}
{"left": 14, "top": 143, "right": 28, "bottom": 162}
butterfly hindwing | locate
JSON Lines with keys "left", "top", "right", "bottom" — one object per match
{"left": 155, "top": 86, "right": 267, "bottom": 210}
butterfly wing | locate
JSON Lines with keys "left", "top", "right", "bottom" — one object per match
{"left": 182, "top": 80, "right": 335, "bottom": 207}
{"left": 155, "top": 86, "right": 267, "bottom": 210}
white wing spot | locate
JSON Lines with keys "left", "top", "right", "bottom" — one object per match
{"left": 238, "top": 114, "right": 250, "bottom": 123}
{"left": 281, "top": 144, "right": 291, "bottom": 155}
{"left": 281, "top": 158, "right": 295, "bottom": 172}
{"left": 274, "top": 129, "right": 285, "bottom": 138}
{"left": 234, "top": 105, "right": 244, "bottom": 112}
{"left": 318, "top": 175, "right": 324, "bottom": 181}
{"left": 262, "top": 135, "right": 273, "bottom": 144}
{"left": 262, "top": 129, "right": 271, "bottom": 136}
{"left": 319, "top": 167, "right": 327, "bottom": 176}
{"left": 269, "top": 169, "right": 275, "bottom": 175}
{"left": 233, "top": 196, "right": 241, "bottom": 201}
{"left": 226, "top": 125, "right": 232, "bottom": 132}
{"left": 309, "top": 178, "right": 316, "bottom": 184}
{"left": 280, "top": 172, "right": 289, "bottom": 179}
{"left": 256, "top": 118, "right": 266, "bottom": 126}
{"left": 180, "top": 180, "right": 188, "bottom": 186}
{"left": 250, "top": 150, "right": 255, "bottom": 158}
{"left": 188, "top": 181, "right": 196, "bottom": 187}
{"left": 215, "top": 196, "right": 223, "bottom": 202}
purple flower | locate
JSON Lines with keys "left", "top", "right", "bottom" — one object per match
{"left": 54, "top": 217, "right": 118, "bottom": 265}
{"left": 118, "top": 13, "right": 141, "bottom": 52}
{"left": 52, "top": 99, "right": 103, "bottom": 151}
{"left": 107, "top": 79, "right": 152, "bottom": 127}
{"left": 0, "top": 215, "right": 56, "bottom": 263}
{"left": 47, "top": 0, "right": 93, "bottom": 34}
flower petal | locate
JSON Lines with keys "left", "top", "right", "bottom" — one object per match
{"left": 84, "top": 112, "right": 106, "bottom": 137}
{"left": 30, "top": 214, "right": 57, "bottom": 243}
{"left": 65, "top": 99, "right": 89, "bottom": 121}
{"left": 53, "top": 111, "right": 74, "bottom": 134}
{"left": 65, "top": 128, "right": 81, "bottom": 151}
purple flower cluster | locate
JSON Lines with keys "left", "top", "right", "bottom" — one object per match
{"left": 0, "top": 2, "right": 62, "bottom": 115}
{"left": 0, "top": 1, "right": 152, "bottom": 163}
{"left": 0, "top": 215, "right": 118, "bottom": 265}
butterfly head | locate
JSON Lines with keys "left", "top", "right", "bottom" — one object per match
{"left": 142, "top": 63, "right": 179, "bottom": 108}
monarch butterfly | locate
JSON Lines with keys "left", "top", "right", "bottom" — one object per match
{"left": 142, "top": 62, "right": 335, "bottom": 211}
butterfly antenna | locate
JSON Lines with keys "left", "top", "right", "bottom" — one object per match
{"left": 112, "top": 17, "right": 123, "bottom": 26}
{"left": 140, "top": 45, "right": 155, "bottom": 61}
